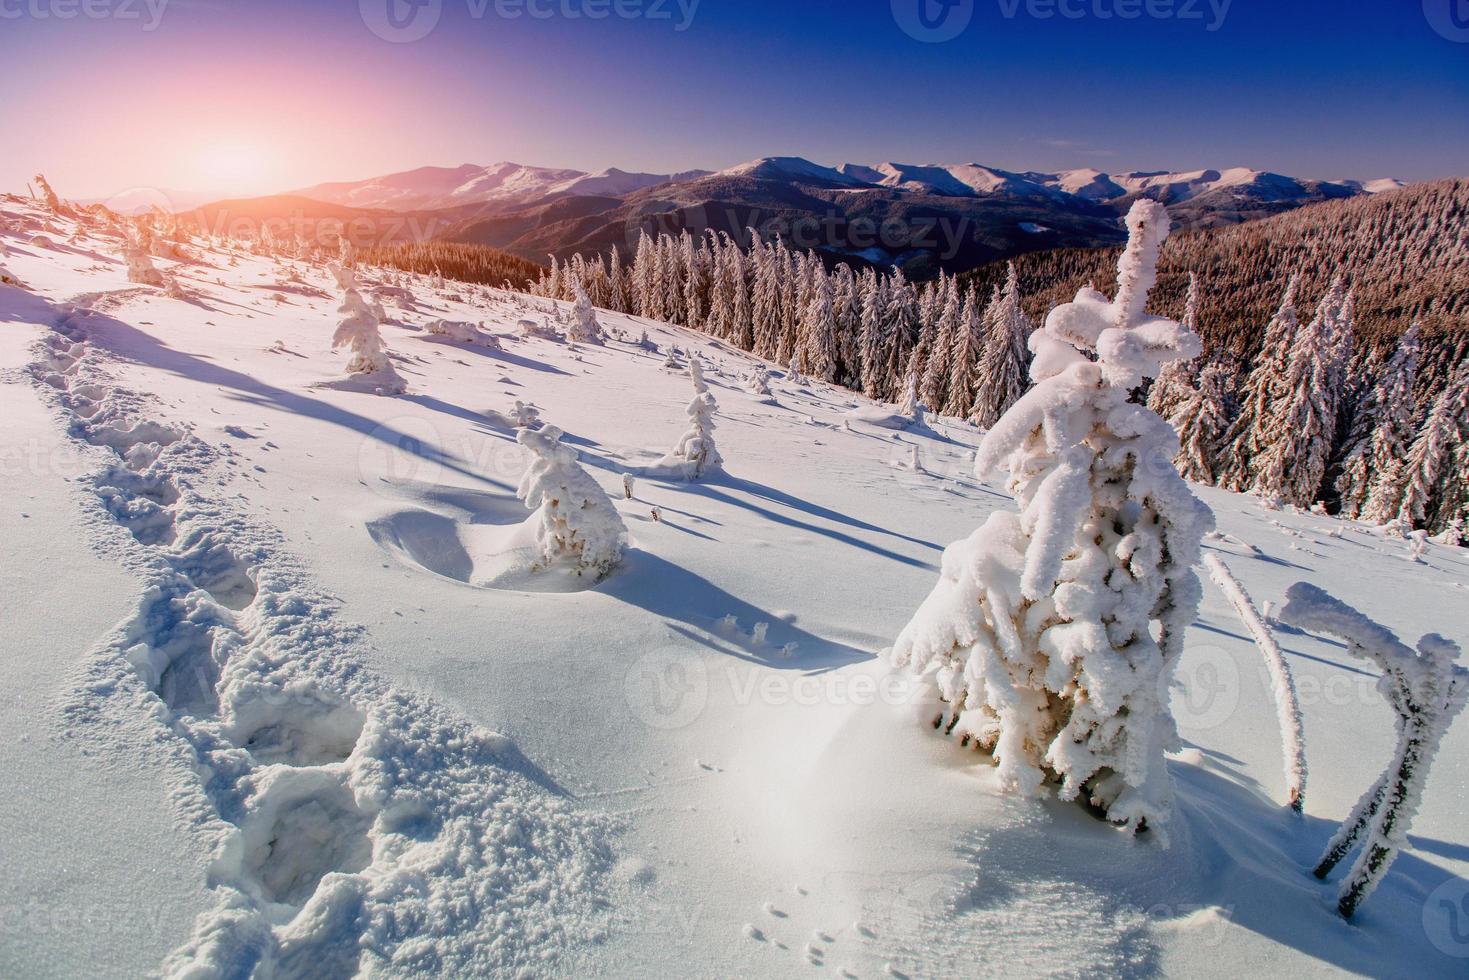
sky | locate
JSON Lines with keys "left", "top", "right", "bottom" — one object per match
{"left": 1, "top": 0, "right": 1466, "bottom": 201}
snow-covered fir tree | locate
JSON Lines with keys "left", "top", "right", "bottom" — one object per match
{"left": 803, "top": 269, "right": 839, "bottom": 383}
{"left": 1338, "top": 323, "right": 1421, "bottom": 521}
{"left": 329, "top": 263, "right": 404, "bottom": 392}
{"left": 942, "top": 286, "right": 985, "bottom": 419}
{"left": 1172, "top": 359, "right": 1232, "bottom": 484}
{"left": 1252, "top": 281, "right": 1349, "bottom": 506}
{"left": 124, "top": 231, "right": 165, "bottom": 287}
{"left": 517, "top": 424, "right": 627, "bottom": 579}
{"left": 569, "top": 281, "right": 605, "bottom": 344}
{"left": 1147, "top": 271, "right": 1201, "bottom": 420}
{"left": 1220, "top": 275, "right": 1301, "bottom": 490}
{"left": 1396, "top": 365, "right": 1468, "bottom": 533}
{"left": 970, "top": 264, "right": 1032, "bottom": 429}
{"left": 654, "top": 358, "right": 723, "bottom": 480}
{"left": 885, "top": 199, "right": 1213, "bottom": 836}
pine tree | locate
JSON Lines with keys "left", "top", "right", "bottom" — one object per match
{"left": 1220, "top": 275, "right": 1301, "bottom": 490}
{"left": 858, "top": 269, "right": 887, "bottom": 401}
{"left": 1147, "top": 271, "right": 1201, "bottom": 420}
{"left": 1253, "top": 282, "right": 1349, "bottom": 506}
{"left": 970, "top": 264, "right": 1033, "bottom": 429}
{"left": 1172, "top": 359, "right": 1232, "bottom": 484}
{"left": 943, "top": 286, "right": 985, "bottom": 418}
{"left": 329, "top": 263, "right": 404, "bottom": 392}
{"left": 607, "top": 246, "right": 627, "bottom": 313}
{"left": 569, "top": 281, "right": 605, "bottom": 344}
{"left": 920, "top": 276, "right": 960, "bottom": 411}
{"left": 517, "top": 424, "right": 627, "bottom": 579}
{"left": 1338, "top": 324, "right": 1420, "bottom": 521}
{"left": 887, "top": 200, "right": 1212, "bottom": 835}
{"left": 1397, "top": 366, "right": 1469, "bottom": 532}
{"left": 803, "top": 270, "right": 839, "bottom": 382}
{"left": 883, "top": 271, "right": 920, "bottom": 401}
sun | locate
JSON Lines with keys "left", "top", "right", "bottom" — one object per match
{"left": 194, "top": 141, "right": 270, "bottom": 193}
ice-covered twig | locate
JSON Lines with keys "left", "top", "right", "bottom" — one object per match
{"left": 1278, "top": 582, "right": 1468, "bottom": 918}
{"left": 1204, "top": 554, "right": 1306, "bottom": 812}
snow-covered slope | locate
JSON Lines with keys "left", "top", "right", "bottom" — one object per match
{"left": 2, "top": 198, "right": 1466, "bottom": 979}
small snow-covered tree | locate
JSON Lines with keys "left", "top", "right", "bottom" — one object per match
{"left": 1279, "top": 583, "right": 1468, "bottom": 919}
{"left": 655, "top": 358, "right": 723, "bottom": 480}
{"left": 746, "top": 363, "right": 774, "bottom": 402}
{"left": 517, "top": 425, "right": 627, "bottom": 580}
{"left": 33, "top": 173, "right": 63, "bottom": 213}
{"left": 886, "top": 200, "right": 1213, "bottom": 836}
{"left": 329, "top": 263, "right": 404, "bottom": 391}
{"left": 124, "top": 232, "right": 165, "bottom": 286}
{"left": 569, "top": 281, "right": 605, "bottom": 344}
{"left": 510, "top": 400, "right": 541, "bottom": 428}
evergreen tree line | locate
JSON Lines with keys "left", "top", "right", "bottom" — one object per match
{"left": 361, "top": 241, "right": 544, "bottom": 291}
{"left": 532, "top": 228, "right": 1036, "bottom": 427}
{"left": 535, "top": 223, "right": 1468, "bottom": 544}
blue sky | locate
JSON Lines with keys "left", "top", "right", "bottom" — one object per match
{"left": 1, "top": 0, "right": 1465, "bottom": 197}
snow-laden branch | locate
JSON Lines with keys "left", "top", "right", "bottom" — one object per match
{"left": 1204, "top": 554, "right": 1307, "bottom": 812}
{"left": 1279, "top": 583, "right": 1468, "bottom": 918}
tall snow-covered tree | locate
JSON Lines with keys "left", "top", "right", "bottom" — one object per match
{"left": 858, "top": 269, "right": 887, "bottom": 400}
{"left": 1338, "top": 324, "right": 1420, "bottom": 521}
{"left": 607, "top": 246, "right": 628, "bottom": 313}
{"left": 883, "top": 271, "right": 920, "bottom": 400}
{"left": 1220, "top": 275, "right": 1301, "bottom": 490}
{"left": 1172, "top": 359, "right": 1232, "bottom": 484}
{"left": 1147, "top": 271, "right": 1201, "bottom": 420}
{"left": 1253, "top": 281, "right": 1349, "bottom": 505}
{"left": 1396, "top": 365, "right": 1469, "bottom": 532}
{"left": 920, "top": 276, "right": 960, "bottom": 412}
{"left": 970, "top": 264, "right": 1033, "bottom": 429}
{"left": 802, "top": 269, "right": 839, "bottom": 382}
{"left": 885, "top": 199, "right": 1212, "bottom": 836}
{"left": 942, "top": 286, "right": 985, "bottom": 418}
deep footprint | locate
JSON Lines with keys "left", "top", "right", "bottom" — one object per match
{"left": 241, "top": 771, "right": 374, "bottom": 910}
{"left": 233, "top": 695, "right": 366, "bottom": 768}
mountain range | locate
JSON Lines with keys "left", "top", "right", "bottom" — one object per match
{"left": 204, "top": 157, "right": 1407, "bottom": 278}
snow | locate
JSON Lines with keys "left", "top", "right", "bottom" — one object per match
{"left": 1, "top": 195, "right": 1467, "bottom": 977}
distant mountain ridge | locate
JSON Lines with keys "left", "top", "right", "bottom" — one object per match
{"left": 290, "top": 162, "right": 714, "bottom": 211}
{"left": 237, "top": 156, "right": 1409, "bottom": 278}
